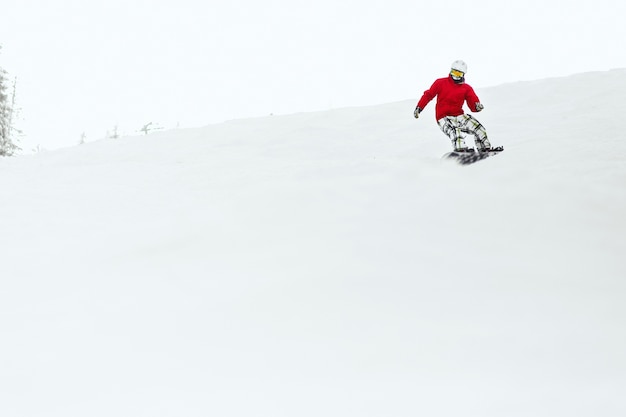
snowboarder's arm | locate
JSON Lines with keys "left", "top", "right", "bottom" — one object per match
{"left": 416, "top": 79, "right": 441, "bottom": 111}
{"left": 466, "top": 86, "right": 483, "bottom": 112}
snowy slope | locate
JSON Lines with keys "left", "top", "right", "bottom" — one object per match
{"left": 1, "top": 70, "right": 625, "bottom": 417}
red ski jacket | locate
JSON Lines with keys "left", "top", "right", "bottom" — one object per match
{"left": 417, "top": 76, "right": 481, "bottom": 121}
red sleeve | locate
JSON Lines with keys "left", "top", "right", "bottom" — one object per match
{"left": 417, "top": 79, "right": 442, "bottom": 109}
{"left": 465, "top": 85, "right": 481, "bottom": 112}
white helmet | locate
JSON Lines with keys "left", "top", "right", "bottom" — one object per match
{"left": 451, "top": 60, "right": 467, "bottom": 74}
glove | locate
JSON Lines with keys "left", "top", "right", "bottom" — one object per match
{"left": 414, "top": 107, "right": 422, "bottom": 119}
{"left": 475, "top": 102, "right": 484, "bottom": 112}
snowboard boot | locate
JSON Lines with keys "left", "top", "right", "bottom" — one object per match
{"left": 475, "top": 138, "right": 492, "bottom": 152}
{"left": 452, "top": 137, "right": 471, "bottom": 152}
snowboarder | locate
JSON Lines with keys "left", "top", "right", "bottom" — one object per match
{"left": 414, "top": 60, "right": 494, "bottom": 152}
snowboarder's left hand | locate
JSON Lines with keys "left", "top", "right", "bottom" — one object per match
{"left": 414, "top": 107, "right": 421, "bottom": 119}
{"left": 475, "top": 102, "right": 484, "bottom": 112}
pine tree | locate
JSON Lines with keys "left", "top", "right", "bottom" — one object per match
{"left": 0, "top": 47, "right": 20, "bottom": 156}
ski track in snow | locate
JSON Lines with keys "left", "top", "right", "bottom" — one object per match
{"left": 1, "top": 70, "right": 625, "bottom": 417}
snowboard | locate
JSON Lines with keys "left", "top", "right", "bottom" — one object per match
{"left": 442, "top": 147, "right": 504, "bottom": 165}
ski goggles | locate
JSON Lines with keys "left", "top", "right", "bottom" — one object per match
{"left": 450, "top": 69, "right": 465, "bottom": 78}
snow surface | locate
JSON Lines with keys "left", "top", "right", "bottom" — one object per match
{"left": 1, "top": 70, "right": 625, "bottom": 417}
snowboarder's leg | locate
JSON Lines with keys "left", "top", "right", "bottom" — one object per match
{"left": 459, "top": 114, "right": 491, "bottom": 151}
{"left": 438, "top": 116, "right": 468, "bottom": 151}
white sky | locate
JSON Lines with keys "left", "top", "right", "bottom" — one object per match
{"left": 2, "top": 0, "right": 626, "bottom": 151}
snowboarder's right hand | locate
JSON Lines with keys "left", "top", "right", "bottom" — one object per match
{"left": 414, "top": 107, "right": 421, "bottom": 119}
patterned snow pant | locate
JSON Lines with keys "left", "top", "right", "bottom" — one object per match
{"left": 437, "top": 114, "right": 490, "bottom": 150}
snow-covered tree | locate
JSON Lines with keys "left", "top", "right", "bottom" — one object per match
{"left": 0, "top": 47, "right": 20, "bottom": 156}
